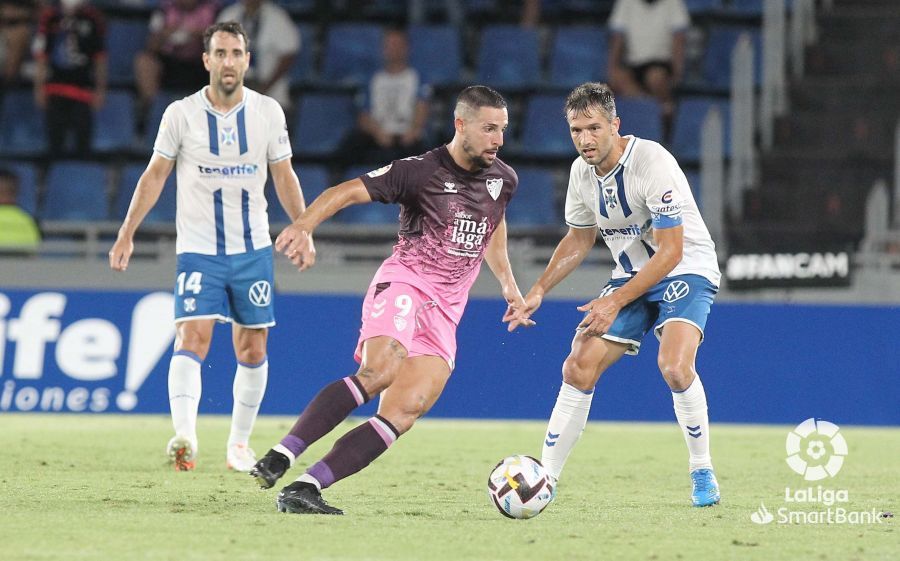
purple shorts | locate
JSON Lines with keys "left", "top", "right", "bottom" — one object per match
{"left": 354, "top": 280, "right": 457, "bottom": 370}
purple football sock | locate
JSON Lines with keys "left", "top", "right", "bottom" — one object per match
{"left": 306, "top": 415, "right": 399, "bottom": 489}
{"left": 279, "top": 376, "right": 369, "bottom": 457}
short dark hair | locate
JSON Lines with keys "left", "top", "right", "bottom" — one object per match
{"left": 203, "top": 21, "right": 249, "bottom": 53}
{"left": 565, "top": 82, "right": 617, "bottom": 120}
{"left": 455, "top": 85, "right": 507, "bottom": 120}
{"left": 0, "top": 168, "right": 19, "bottom": 198}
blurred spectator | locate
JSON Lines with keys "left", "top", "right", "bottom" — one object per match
{"left": 134, "top": 0, "right": 216, "bottom": 129}
{"left": 32, "top": 0, "right": 107, "bottom": 159}
{"left": 608, "top": 0, "right": 689, "bottom": 134}
{"left": 217, "top": 0, "right": 299, "bottom": 111}
{"left": 0, "top": 168, "right": 40, "bottom": 252}
{"left": 0, "top": 0, "right": 36, "bottom": 90}
{"left": 340, "top": 29, "right": 431, "bottom": 166}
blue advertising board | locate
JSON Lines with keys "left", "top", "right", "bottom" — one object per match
{"left": 0, "top": 289, "right": 898, "bottom": 425}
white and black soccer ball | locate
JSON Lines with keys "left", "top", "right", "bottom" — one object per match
{"left": 487, "top": 455, "right": 554, "bottom": 519}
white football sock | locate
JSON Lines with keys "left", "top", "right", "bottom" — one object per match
{"left": 672, "top": 375, "right": 713, "bottom": 472}
{"left": 169, "top": 352, "right": 202, "bottom": 448}
{"left": 297, "top": 473, "right": 322, "bottom": 490}
{"left": 228, "top": 358, "right": 269, "bottom": 447}
{"left": 541, "top": 382, "right": 594, "bottom": 481}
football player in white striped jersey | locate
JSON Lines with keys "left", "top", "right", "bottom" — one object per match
{"left": 510, "top": 82, "right": 721, "bottom": 507}
{"left": 109, "top": 22, "right": 315, "bottom": 472}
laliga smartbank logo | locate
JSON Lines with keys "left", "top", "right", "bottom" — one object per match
{"left": 0, "top": 291, "right": 174, "bottom": 413}
{"left": 750, "top": 418, "right": 889, "bottom": 525}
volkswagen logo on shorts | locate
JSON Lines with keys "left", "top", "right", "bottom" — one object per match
{"left": 249, "top": 281, "right": 271, "bottom": 307}
{"left": 663, "top": 280, "right": 690, "bottom": 302}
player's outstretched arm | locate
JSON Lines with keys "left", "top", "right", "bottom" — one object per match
{"left": 109, "top": 153, "right": 174, "bottom": 272}
{"left": 514, "top": 227, "right": 598, "bottom": 329}
{"left": 484, "top": 217, "right": 533, "bottom": 332}
{"left": 275, "top": 178, "right": 372, "bottom": 269}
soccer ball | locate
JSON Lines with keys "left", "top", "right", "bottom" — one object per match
{"left": 487, "top": 455, "right": 554, "bottom": 519}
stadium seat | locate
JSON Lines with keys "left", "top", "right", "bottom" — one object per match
{"left": 475, "top": 25, "right": 540, "bottom": 89}
{"left": 321, "top": 24, "right": 383, "bottom": 86}
{"left": 683, "top": 170, "right": 703, "bottom": 210}
{"left": 289, "top": 23, "right": 317, "bottom": 86}
{"left": 549, "top": 27, "right": 609, "bottom": 87}
{"left": 93, "top": 91, "right": 137, "bottom": 153}
{"left": 519, "top": 94, "right": 572, "bottom": 157}
{"left": 724, "top": 0, "right": 764, "bottom": 15}
{"left": 143, "top": 91, "right": 182, "bottom": 150}
{"left": 41, "top": 161, "right": 109, "bottom": 221}
{"left": 703, "top": 27, "right": 762, "bottom": 89}
{"left": 616, "top": 97, "right": 663, "bottom": 142}
{"left": 0, "top": 90, "right": 46, "bottom": 156}
{"left": 671, "top": 97, "right": 731, "bottom": 162}
{"left": 0, "top": 161, "right": 38, "bottom": 217}
{"left": 115, "top": 163, "right": 176, "bottom": 223}
{"left": 409, "top": 25, "right": 462, "bottom": 86}
{"left": 335, "top": 166, "right": 399, "bottom": 224}
{"left": 505, "top": 167, "right": 559, "bottom": 226}
{"left": 292, "top": 93, "right": 356, "bottom": 157}
{"left": 106, "top": 19, "right": 149, "bottom": 86}
{"left": 683, "top": 0, "right": 722, "bottom": 13}
{"left": 265, "top": 164, "right": 331, "bottom": 224}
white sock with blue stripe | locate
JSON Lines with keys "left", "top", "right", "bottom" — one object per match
{"left": 228, "top": 358, "right": 269, "bottom": 447}
{"left": 672, "top": 375, "right": 713, "bottom": 472}
{"left": 541, "top": 382, "right": 594, "bottom": 481}
{"left": 169, "top": 352, "right": 202, "bottom": 449}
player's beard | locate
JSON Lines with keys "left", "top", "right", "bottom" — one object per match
{"left": 461, "top": 138, "right": 493, "bottom": 170}
{"left": 217, "top": 72, "right": 242, "bottom": 96}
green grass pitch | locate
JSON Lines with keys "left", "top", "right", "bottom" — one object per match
{"left": 1, "top": 415, "right": 896, "bottom": 561}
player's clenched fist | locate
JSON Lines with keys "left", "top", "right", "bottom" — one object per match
{"left": 109, "top": 236, "right": 133, "bottom": 272}
{"left": 276, "top": 223, "right": 316, "bottom": 271}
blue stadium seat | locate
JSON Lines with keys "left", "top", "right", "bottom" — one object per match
{"left": 505, "top": 167, "right": 559, "bottom": 226}
{"left": 671, "top": 97, "right": 731, "bottom": 162}
{"left": 115, "top": 164, "right": 176, "bottom": 223}
{"left": 0, "top": 161, "right": 38, "bottom": 216}
{"left": 549, "top": 27, "right": 609, "bottom": 87}
{"left": 289, "top": 23, "right": 317, "bottom": 85}
{"left": 143, "top": 92, "right": 182, "bottom": 150}
{"left": 683, "top": 170, "right": 703, "bottom": 211}
{"left": 321, "top": 24, "right": 383, "bottom": 86}
{"left": 335, "top": 166, "right": 399, "bottom": 224}
{"left": 265, "top": 164, "right": 331, "bottom": 224}
{"left": 476, "top": 25, "right": 540, "bottom": 88}
{"left": 0, "top": 90, "right": 46, "bottom": 156}
{"left": 409, "top": 25, "right": 462, "bottom": 86}
{"left": 703, "top": 27, "right": 762, "bottom": 89}
{"left": 292, "top": 93, "right": 356, "bottom": 157}
{"left": 724, "top": 0, "right": 763, "bottom": 15}
{"left": 616, "top": 97, "right": 663, "bottom": 142}
{"left": 519, "top": 94, "right": 571, "bottom": 157}
{"left": 683, "top": 0, "right": 722, "bottom": 13}
{"left": 41, "top": 162, "right": 109, "bottom": 221}
{"left": 107, "top": 19, "right": 149, "bottom": 86}
{"left": 93, "top": 91, "right": 137, "bottom": 153}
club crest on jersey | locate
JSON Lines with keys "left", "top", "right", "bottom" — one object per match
{"left": 485, "top": 178, "right": 503, "bottom": 200}
{"left": 220, "top": 127, "right": 237, "bottom": 146}
{"left": 603, "top": 186, "right": 618, "bottom": 209}
{"left": 183, "top": 297, "right": 196, "bottom": 312}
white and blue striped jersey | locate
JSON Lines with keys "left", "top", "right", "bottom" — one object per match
{"left": 154, "top": 87, "right": 292, "bottom": 255}
{"left": 564, "top": 136, "right": 721, "bottom": 286}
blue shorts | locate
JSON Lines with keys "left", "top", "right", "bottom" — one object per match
{"left": 174, "top": 246, "right": 275, "bottom": 328}
{"left": 584, "top": 274, "right": 717, "bottom": 356}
